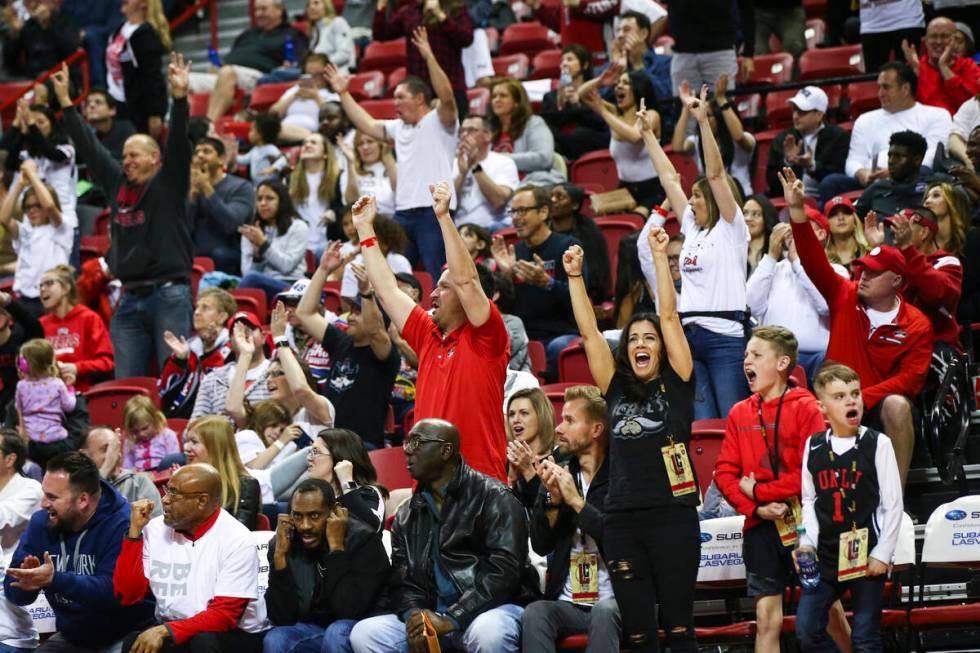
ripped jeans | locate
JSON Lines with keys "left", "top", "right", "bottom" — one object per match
{"left": 604, "top": 505, "right": 701, "bottom": 653}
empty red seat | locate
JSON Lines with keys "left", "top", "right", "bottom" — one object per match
{"left": 799, "top": 44, "right": 864, "bottom": 80}
{"left": 368, "top": 446, "right": 413, "bottom": 490}
{"left": 765, "top": 89, "right": 799, "bottom": 129}
{"left": 85, "top": 378, "right": 161, "bottom": 428}
{"left": 570, "top": 149, "right": 617, "bottom": 193}
{"left": 528, "top": 340, "right": 547, "bottom": 382}
{"left": 467, "top": 87, "right": 490, "bottom": 116}
{"left": 530, "top": 48, "right": 562, "bottom": 80}
{"left": 360, "top": 99, "right": 398, "bottom": 120}
{"left": 558, "top": 341, "right": 594, "bottom": 385}
{"left": 804, "top": 18, "right": 826, "bottom": 50}
{"left": 347, "top": 70, "right": 385, "bottom": 101}
{"left": 740, "top": 52, "right": 794, "bottom": 85}
{"left": 690, "top": 419, "right": 726, "bottom": 495}
{"left": 359, "top": 37, "right": 407, "bottom": 75}
{"left": 734, "top": 93, "right": 761, "bottom": 124}
{"left": 498, "top": 21, "right": 555, "bottom": 58}
{"left": 230, "top": 288, "right": 268, "bottom": 324}
{"left": 214, "top": 117, "right": 252, "bottom": 140}
{"left": 845, "top": 80, "right": 880, "bottom": 119}
{"left": 597, "top": 220, "right": 637, "bottom": 287}
{"left": 752, "top": 129, "right": 783, "bottom": 199}
{"left": 386, "top": 67, "right": 407, "bottom": 96}
{"left": 248, "top": 82, "right": 294, "bottom": 112}
{"left": 595, "top": 213, "right": 644, "bottom": 230}
{"left": 492, "top": 54, "right": 530, "bottom": 80}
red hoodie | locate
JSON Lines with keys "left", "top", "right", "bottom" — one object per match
{"left": 792, "top": 219, "right": 934, "bottom": 409}
{"left": 715, "top": 387, "right": 826, "bottom": 531}
{"left": 916, "top": 54, "right": 980, "bottom": 115}
{"left": 900, "top": 246, "right": 962, "bottom": 350}
{"left": 41, "top": 303, "right": 115, "bottom": 392}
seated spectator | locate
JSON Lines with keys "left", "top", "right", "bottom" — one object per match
{"left": 39, "top": 265, "right": 114, "bottom": 392}
{"left": 304, "top": 428, "right": 388, "bottom": 530}
{"left": 121, "top": 395, "right": 180, "bottom": 472}
{"left": 604, "top": 10, "right": 673, "bottom": 129}
{"left": 822, "top": 62, "right": 952, "bottom": 204}
{"left": 764, "top": 86, "right": 850, "bottom": 200}
{"left": 453, "top": 114, "right": 519, "bottom": 233}
{"left": 0, "top": 160, "right": 70, "bottom": 316}
{"left": 297, "top": 247, "right": 399, "bottom": 449}
{"left": 579, "top": 68, "right": 665, "bottom": 212}
{"left": 923, "top": 181, "right": 969, "bottom": 258}
{"left": 240, "top": 181, "right": 311, "bottom": 302}
{"left": 459, "top": 223, "right": 493, "bottom": 266}
{"left": 190, "top": 137, "right": 256, "bottom": 275}
{"left": 372, "top": 0, "right": 474, "bottom": 109}
{"left": 337, "top": 130, "right": 396, "bottom": 217}
{"left": 325, "top": 29, "right": 459, "bottom": 278}
{"left": 289, "top": 133, "right": 341, "bottom": 257}
{"left": 114, "top": 464, "right": 267, "bottom": 653}
{"left": 237, "top": 113, "right": 289, "bottom": 186}
{"left": 81, "top": 89, "right": 137, "bottom": 162}
{"left": 539, "top": 44, "right": 611, "bottom": 161}
{"left": 950, "top": 94, "right": 980, "bottom": 169}
{"left": 824, "top": 195, "right": 870, "bottom": 269}
{"left": 188, "top": 0, "right": 308, "bottom": 122}
{"left": 183, "top": 416, "right": 262, "bottom": 529}
{"left": 747, "top": 213, "right": 849, "bottom": 383}
{"left": 783, "top": 167, "right": 933, "bottom": 488}
{"left": 0, "top": 291, "right": 43, "bottom": 413}
{"left": 190, "top": 311, "right": 272, "bottom": 420}
{"left": 522, "top": 386, "right": 620, "bottom": 653}
{"left": 1, "top": 0, "right": 79, "bottom": 79}
{"left": 901, "top": 16, "right": 980, "bottom": 115}
{"left": 236, "top": 399, "right": 299, "bottom": 467}
{"left": 305, "top": 0, "right": 355, "bottom": 73}
{"left": 263, "top": 478, "right": 389, "bottom": 653}
{"left": 549, "top": 183, "right": 612, "bottom": 305}
{"left": 349, "top": 418, "right": 532, "bottom": 653}
{"left": 271, "top": 53, "right": 342, "bottom": 143}
{"left": 489, "top": 78, "right": 563, "bottom": 185}
{"left": 505, "top": 387, "right": 556, "bottom": 504}
{"left": 4, "top": 452, "right": 156, "bottom": 653}
{"left": 855, "top": 130, "right": 948, "bottom": 218}
{"left": 15, "top": 338, "right": 75, "bottom": 469}
{"left": 0, "top": 431, "right": 42, "bottom": 653}
{"left": 160, "top": 287, "right": 235, "bottom": 418}
{"left": 78, "top": 425, "right": 163, "bottom": 517}
{"left": 672, "top": 75, "right": 755, "bottom": 197}
{"left": 866, "top": 206, "right": 963, "bottom": 349}
{"left": 744, "top": 194, "right": 780, "bottom": 276}
{"left": 317, "top": 101, "right": 351, "bottom": 148}
{"left": 951, "top": 22, "right": 979, "bottom": 63}
{"left": 105, "top": 0, "right": 171, "bottom": 138}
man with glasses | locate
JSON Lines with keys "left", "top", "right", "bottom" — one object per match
{"left": 452, "top": 115, "right": 519, "bottom": 233}
{"left": 79, "top": 426, "right": 163, "bottom": 518}
{"left": 491, "top": 185, "right": 582, "bottom": 381}
{"left": 350, "top": 418, "right": 534, "bottom": 653}
{"left": 114, "top": 464, "right": 267, "bottom": 653}
{"left": 901, "top": 16, "right": 980, "bottom": 115}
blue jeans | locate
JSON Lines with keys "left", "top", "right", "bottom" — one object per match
{"left": 349, "top": 605, "right": 524, "bottom": 653}
{"left": 817, "top": 173, "right": 862, "bottom": 207}
{"left": 797, "top": 350, "right": 826, "bottom": 389}
{"left": 111, "top": 282, "right": 193, "bottom": 378}
{"left": 257, "top": 66, "right": 302, "bottom": 86}
{"left": 239, "top": 271, "right": 292, "bottom": 305}
{"left": 263, "top": 620, "right": 356, "bottom": 653}
{"left": 685, "top": 324, "right": 749, "bottom": 420}
{"left": 796, "top": 575, "right": 884, "bottom": 652}
{"left": 0, "top": 644, "right": 34, "bottom": 653}
{"left": 394, "top": 207, "right": 446, "bottom": 279}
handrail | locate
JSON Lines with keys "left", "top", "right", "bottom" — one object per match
{"left": 169, "top": 0, "right": 219, "bottom": 51}
{"left": 733, "top": 72, "right": 878, "bottom": 97}
{"left": 0, "top": 48, "right": 90, "bottom": 115}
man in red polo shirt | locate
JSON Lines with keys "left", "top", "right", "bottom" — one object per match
{"left": 780, "top": 168, "right": 933, "bottom": 489}
{"left": 352, "top": 183, "right": 509, "bottom": 481}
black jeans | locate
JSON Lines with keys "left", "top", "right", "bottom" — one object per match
{"left": 121, "top": 629, "right": 263, "bottom": 653}
{"left": 604, "top": 505, "right": 700, "bottom": 653}
{"left": 860, "top": 28, "right": 924, "bottom": 74}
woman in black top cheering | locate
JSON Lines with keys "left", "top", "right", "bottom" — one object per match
{"left": 563, "top": 225, "right": 699, "bottom": 653}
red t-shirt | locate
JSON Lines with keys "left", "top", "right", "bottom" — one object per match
{"left": 402, "top": 304, "right": 510, "bottom": 481}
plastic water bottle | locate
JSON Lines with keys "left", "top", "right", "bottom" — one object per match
{"left": 795, "top": 527, "right": 821, "bottom": 590}
{"left": 559, "top": 64, "right": 572, "bottom": 87}
{"left": 285, "top": 38, "right": 297, "bottom": 65}
{"left": 208, "top": 45, "right": 222, "bottom": 68}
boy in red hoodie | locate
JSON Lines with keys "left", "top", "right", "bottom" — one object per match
{"left": 715, "top": 325, "right": 850, "bottom": 653}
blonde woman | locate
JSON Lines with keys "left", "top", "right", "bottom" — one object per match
{"left": 337, "top": 130, "right": 396, "bottom": 216}
{"left": 183, "top": 416, "right": 261, "bottom": 529}
{"left": 923, "top": 181, "right": 969, "bottom": 257}
{"left": 289, "top": 133, "right": 341, "bottom": 258}
{"left": 823, "top": 196, "right": 869, "bottom": 268}
{"left": 105, "top": 0, "right": 171, "bottom": 138}
{"left": 505, "top": 387, "right": 556, "bottom": 505}
{"left": 306, "top": 0, "right": 355, "bottom": 73}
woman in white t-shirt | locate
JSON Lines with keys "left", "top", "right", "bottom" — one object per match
{"left": 638, "top": 84, "right": 750, "bottom": 420}
{"left": 289, "top": 133, "right": 341, "bottom": 258}
{"left": 270, "top": 53, "right": 341, "bottom": 142}
{"left": 337, "top": 130, "right": 396, "bottom": 217}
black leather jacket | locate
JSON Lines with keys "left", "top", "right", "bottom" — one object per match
{"left": 229, "top": 475, "right": 260, "bottom": 531}
{"left": 389, "top": 461, "right": 540, "bottom": 629}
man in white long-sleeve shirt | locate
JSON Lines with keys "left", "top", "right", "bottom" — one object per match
{"left": 794, "top": 363, "right": 903, "bottom": 653}
{"left": 0, "top": 431, "right": 43, "bottom": 653}
{"left": 746, "top": 209, "right": 849, "bottom": 383}
{"left": 818, "top": 61, "right": 952, "bottom": 205}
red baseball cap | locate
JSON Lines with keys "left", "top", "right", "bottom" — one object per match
{"left": 823, "top": 195, "right": 856, "bottom": 217}
{"left": 804, "top": 207, "right": 830, "bottom": 233}
{"left": 226, "top": 311, "right": 262, "bottom": 331}
{"left": 854, "top": 245, "right": 906, "bottom": 277}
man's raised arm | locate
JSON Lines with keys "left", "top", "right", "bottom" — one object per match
{"left": 432, "top": 181, "right": 490, "bottom": 326}
{"left": 325, "top": 65, "right": 388, "bottom": 141}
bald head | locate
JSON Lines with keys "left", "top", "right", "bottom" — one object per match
{"left": 174, "top": 463, "right": 222, "bottom": 508}
{"left": 162, "top": 464, "right": 222, "bottom": 531}
{"left": 405, "top": 418, "right": 462, "bottom": 484}
{"left": 122, "top": 135, "right": 162, "bottom": 185}
{"left": 925, "top": 17, "right": 957, "bottom": 63}
{"left": 412, "top": 418, "right": 460, "bottom": 454}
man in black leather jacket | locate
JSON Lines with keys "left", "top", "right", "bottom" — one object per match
{"left": 521, "top": 385, "right": 620, "bottom": 653}
{"left": 349, "top": 418, "right": 537, "bottom": 653}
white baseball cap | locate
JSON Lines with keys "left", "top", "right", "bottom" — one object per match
{"left": 787, "top": 86, "right": 828, "bottom": 113}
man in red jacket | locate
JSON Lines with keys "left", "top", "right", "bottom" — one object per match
{"left": 902, "top": 16, "right": 980, "bottom": 115}
{"left": 781, "top": 168, "right": 933, "bottom": 488}
{"left": 715, "top": 325, "right": 849, "bottom": 653}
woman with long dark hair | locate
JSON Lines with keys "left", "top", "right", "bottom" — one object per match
{"left": 239, "top": 180, "right": 311, "bottom": 302}
{"left": 744, "top": 194, "right": 780, "bottom": 276}
{"left": 563, "top": 220, "right": 699, "bottom": 652}
{"left": 306, "top": 428, "right": 388, "bottom": 531}
{"left": 549, "top": 182, "right": 611, "bottom": 303}
{"left": 538, "top": 44, "right": 609, "bottom": 160}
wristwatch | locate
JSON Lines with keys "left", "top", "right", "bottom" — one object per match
{"left": 472, "top": 164, "right": 484, "bottom": 174}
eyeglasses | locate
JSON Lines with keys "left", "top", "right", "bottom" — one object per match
{"left": 403, "top": 436, "right": 449, "bottom": 453}
{"left": 162, "top": 485, "right": 207, "bottom": 500}
{"left": 268, "top": 369, "right": 285, "bottom": 378}
{"left": 22, "top": 203, "right": 41, "bottom": 212}
{"left": 506, "top": 205, "right": 542, "bottom": 219}
{"left": 307, "top": 447, "right": 332, "bottom": 459}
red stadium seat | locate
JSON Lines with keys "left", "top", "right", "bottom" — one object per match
{"left": 734, "top": 93, "right": 761, "bottom": 125}
{"left": 845, "top": 80, "right": 880, "bottom": 119}
{"left": 85, "top": 378, "right": 161, "bottom": 428}
{"left": 248, "top": 82, "right": 294, "bottom": 112}
{"left": 368, "top": 446, "right": 414, "bottom": 490}
{"left": 467, "top": 87, "right": 490, "bottom": 116}
{"left": 386, "top": 67, "right": 407, "bottom": 97}
{"left": 789, "top": 365, "right": 808, "bottom": 390}
{"left": 498, "top": 21, "right": 555, "bottom": 58}
{"left": 663, "top": 144, "right": 700, "bottom": 192}
{"left": 752, "top": 129, "right": 782, "bottom": 199}
{"left": 558, "top": 341, "right": 594, "bottom": 385}
{"left": 360, "top": 99, "right": 398, "bottom": 120}
{"left": 570, "top": 149, "right": 617, "bottom": 193}
{"left": 596, "top": 214, "right": 644, "bottom": 230}
{"left": 80, "top": 235, "right": 110, "bottom": 264}
{"left": 495, "top": 227, "right": 518, "bottom": 250}
{"left": 530, "top": 48, "right": 563, "bottom": 80}
{"left": 323, "top": 287, "right": 342, "bottom": 314}
{"left": 230, "top": 288, "right": 268, "bottom": 323}
{"left": 739, "top": 52, "right": 794, "bottom": 85}
{"left": 690, "top": 419, "right": 726, "bottom": 496}
{"left": 528, "top": 340, "right": 547, "bottom": 382}
{"left": 188, "top": 87, "right": 245, "bottom": 118}
{"left": 799, "top": 44, "right": 864, "bottom": 80}
{"left": 166, "top": 418, "right": 189, "bottom": 434}
{"left": 359, "top": 37, "right": 407, "bottom": 75}
{"left": 597, "top": 220, "right": 638, "bottom": 288}
{"left": 255, "top": 513, "right": 272, "bottom": 531}
{"left": 214, "top": 117, "right": 252, "bottom": 140}
{"left": 193, "top": 257, "right": 215, "bottom": 272}
{"left": 492, "top": 54, "right": 530, "bottom": 80}
{"left": 347, "top": 70, "right": 386, "bottom": 101}
{"left": 804, "top": 18, "right": 826, "bottom": 50}
{"left": 803, "top": 0, "right": 827, "bottom": 21}
{"left": 413, "top": 271, "right": 433, "bottom": 309}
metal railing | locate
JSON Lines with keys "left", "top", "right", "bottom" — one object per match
{"left": 169, "top": 0, "right": 219, "bottom": 51}
{"left": 0, "top": 48, "right": 90, "bottom": 116}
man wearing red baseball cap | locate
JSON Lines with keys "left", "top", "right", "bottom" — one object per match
{"left": 781, "top": 168, "right": 933, "bottom": 488}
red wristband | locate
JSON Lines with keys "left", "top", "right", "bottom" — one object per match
{"left": 654, "top": 206, "right": 669, "bottom": 218}
{"left": 360, "top": 236, "right": 378, "bottom": 248}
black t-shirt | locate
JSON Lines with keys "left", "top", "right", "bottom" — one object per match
{"left": 322, "top": 323, "right": 400, "bottom": 448}
{"left": 225, "top": 25, "right": 309, "bottom": 73}
{"left": 604, "top": 363, "right": 697, "bottom": 511}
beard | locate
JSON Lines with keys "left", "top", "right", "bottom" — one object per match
{"left": 46, "top": 508, "right": 80, "bottom": 538}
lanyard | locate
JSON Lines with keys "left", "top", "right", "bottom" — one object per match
{"left": 757, "top": 388, "right": 787, "bottom": 478}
